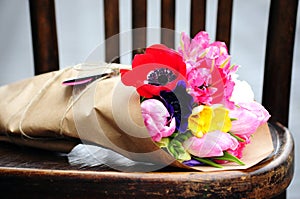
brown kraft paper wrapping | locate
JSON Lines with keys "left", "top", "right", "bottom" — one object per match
{"left": 0, "top": 64, "right": 274, "bottom": 171}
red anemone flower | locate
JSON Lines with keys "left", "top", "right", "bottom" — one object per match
{"left": 121, "top": 44, "right": 187, "bottom": 98}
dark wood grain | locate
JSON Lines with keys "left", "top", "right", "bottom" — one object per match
{"left": 132, "top": 0, "right": 147, "bottom": 58}
{"left": 29, "top": 0, "right": 59, "bottom": 75}
{"left": 161, "top": 0, "right": 175, "bottom": 48}
{"left": 262, "top": 0, "right": 299, "bottom": 127}
{"left": 0, "top": 123, "right": 293, "bottom": 198}
{"left": 104, "top": 0, "right": 120, "bottom": 63}
{"left": 190, "top": 0, "right": 206, "bottom": 38}
{"left": 216, "top": 0, "right": 233, "bottom": 51}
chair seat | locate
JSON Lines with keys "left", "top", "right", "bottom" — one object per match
{"left": 0, "top": 123, "right": 294, "bottom": 198}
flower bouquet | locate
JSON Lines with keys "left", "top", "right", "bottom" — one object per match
{"left": 120, "top": 31, "right": 272, "bottom": 169}
{"left": 0, "top": 31, "right": 273, "bottom": 171}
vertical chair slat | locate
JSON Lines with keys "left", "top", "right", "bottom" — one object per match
{"left": 262, "top": 0, "right": 299, "bottom": 126}
{"left": 132, "top": 0, "right": 147, "bottom": 58}
{"left": 29, "top": 0, "right": 59, "bottom": 75}
{"left": 216, "top": 0, "right": 233, "bottom": 51}
{"left": 190, "top": 0, "right": 206, "bottom": 38}
{"left": 104, "top": 0, "right": 120, "bottom": 63}
{"left": 161, "top": 0, "right": 175, "bottom": 48}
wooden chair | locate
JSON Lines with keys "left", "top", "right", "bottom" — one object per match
{"left": 0, "top": 0, "right": 297, "bottom": 198}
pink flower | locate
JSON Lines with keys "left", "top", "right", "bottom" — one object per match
{"left": 178, "top": 31, "right": 237, "bottom": 108}
{"left": 141, "top": 99, "right": 176, "bottom": 142}
{"left": 183, "top": 131, "right": 239, "bottom": 158}
{"left": 186, "top": 65, "right": 217, "bottom": 105}
{"left": 230, "top": 101, "right": 271, "bottom": 136}
{"left": 178, "top": 31, "right": 209, "bottom": 63}
{"left": 227, "top": 134, "right": 251, "bottom": 159}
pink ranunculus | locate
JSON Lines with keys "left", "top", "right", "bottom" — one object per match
{"left": 141, "top": 99, "right": 176, "bottom": 142}
{"left": 183, "top": 131, "right": 239, "bottom": 158}
{"left": 230, "top": 101, "right": 271, "bottom": 136}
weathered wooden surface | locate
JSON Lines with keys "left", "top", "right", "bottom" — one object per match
{"left": 190, "top": 0, "right": 206, "bottom": 38}
{"left": 132, "top": 0, "right": 147, "bottom": 58}
{"left": 216, "top": 0, "right": 233, "bottom": 52}
{"left": 0, "top": 123, "right": 294, "bottom": 198}
{"left": 104, "top": 0, "right": 120, "bottom": 63}
{"left": 262, "top": 0, "right": 299, "bottom": 127}
{"left": 161, "top": 0, "right": 175, "bottom": 49}
{"left": 29, "top": 0, "right": 59, "bottom": 75}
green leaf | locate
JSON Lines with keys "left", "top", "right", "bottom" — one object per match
{"left": 168, "top": 144, "right": 178, "bottom": 157}
{"left": 214, "top": 152, "right": 245, "bottom": 166}
{"left": 140, "top": 97, "right": 146, "bottom": 102}
{"left": 169, "top": 132, "right": 179, "bottom": 138}
{"left": 228, "top": 132, "right": 245, "bottom": 142}
{"left": 176, "top": 131, "right": 193, "bottom": 142}
{"left": 167, "top": 137, "right": 191, "bottom": 162}
{"left": 193, "top": 157, "right": 223, "bottom": 168}
{"left": 177, "top": 151, "right": 191, "bottom": 162}
{"left": 156, "top": 138, "right": 170, "bottom": 148}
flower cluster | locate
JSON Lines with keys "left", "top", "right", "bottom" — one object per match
{"left": 121, "top": 31, "right": 270, "bottom": 167}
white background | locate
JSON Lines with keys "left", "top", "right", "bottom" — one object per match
{"left": 0, "top": 0, "right": 299, "bottom": 197}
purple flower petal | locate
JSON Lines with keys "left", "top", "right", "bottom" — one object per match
{"left": 160, "top": 81, "right": 194, "bottom": 132}
{"left": 183, "top": 159, "right": 204, "bottom": 167}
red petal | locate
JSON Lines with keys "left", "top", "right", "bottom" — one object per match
{"left": 146, "top": 44, "right": 186, "bottom": 77}
{"left": 137, "top": 84, "right": 161, "bottom": 98}
{"left": 121, "top": 44, "right": 187, "bottom": 97}
{"left": 132, "top": 53, "right": 154, "bottom": 69}
{"left": 145, "top": 44, "right": 169, "bottom": 52}
{"left": 120, "top": 69, "right": 130, "bottom": 76}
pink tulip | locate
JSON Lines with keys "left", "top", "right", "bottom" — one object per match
{"left": 141, "top": 99, "right": 176, "bottom": 142}
{"left": 183, "top": 131, "right": 239, "bottom": 157}
{"left": 230, "top": 101, "right": 271, "bottom": 136}
{"left": 186, "top": 66, "right": 217, "bottom": 105}
{"left": 178, "top": 31, "right": 209, "bottom": 62}
{"left": 178, "top": 31, "right": 237, "bottom": 108}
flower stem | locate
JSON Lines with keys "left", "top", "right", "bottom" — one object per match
{"left": 214, "top": 152, "right": 245, "bottom": 166}
{"left": 193, "top": 157, "right": 223, "bottom": 168}
{"left": 228, "top": 132, "right": 245, "bottom": 142}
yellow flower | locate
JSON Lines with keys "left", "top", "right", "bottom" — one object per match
{"left": 188, "top": 105, "right": 232, "bottom": 138}
{"left": 188, "top": 106, "right": 212, "bottom": 137}
{"left": 210, "top": 105, "right": 232, "bottom": 133}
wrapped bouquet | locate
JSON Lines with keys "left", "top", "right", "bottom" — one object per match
{"left": 0, "top": 31, "right": 273, "bottom": 171}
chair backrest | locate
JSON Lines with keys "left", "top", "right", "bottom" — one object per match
{"left": 28, "top": 0, "right": 299, "bottom": 127}
{"left": 29, "top": 0, "right": 59, "bottom": 75}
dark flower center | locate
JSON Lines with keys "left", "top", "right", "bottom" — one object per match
{"left": 198, "top": 84, "right": 208, "bottom": 90}
{"left": 147, "top": 68, "right": 177, "bottom": 86}
{"left": 160, "top": 81, "right": 194, "bottom": 132}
